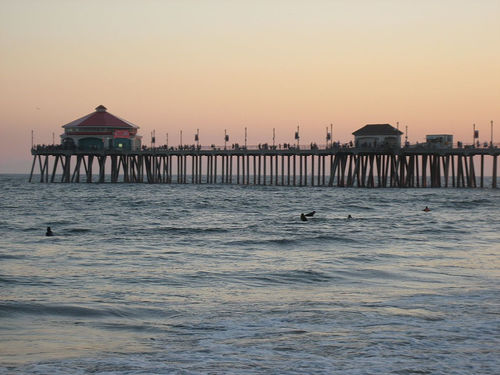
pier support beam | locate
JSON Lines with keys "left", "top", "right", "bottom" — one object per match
{"left": 493, "top": 155, "right": 498, "bottom": 188}
{"left": 27, "top": 149, "right": 499, "bottom": 188}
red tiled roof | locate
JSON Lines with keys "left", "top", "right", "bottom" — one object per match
{"left": 62, "top": 105, "right": 139, "bottom": 129}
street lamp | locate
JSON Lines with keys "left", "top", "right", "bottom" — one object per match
{"left": 491, "top": 120, "right": 494, "bottom": 147}
{"left": 294, "top": 125, "right": 300, "bottom": 148}
{"left": 330, "top": 123, "right": 333, "bottom": 148}
{"left": 473, "top": 123, "right": 479, "bottom": 147}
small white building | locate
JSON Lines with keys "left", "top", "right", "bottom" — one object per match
{"left": 426, "top": 134, "right": 453, "bottom": 148}
{"left": 61, "top": 105, "right": 142, "bottom": 151}
{"left": 352, "top": 124, "right": 403, "bottom": 148}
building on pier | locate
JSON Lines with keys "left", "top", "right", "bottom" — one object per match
{"left": 353, "top": 124, "right": 403, "bottom": 148}
{"left": 61, "top": 105, "right": 142, "bottom": 151}
{"left": 426, "top": 134, "right": 453, "bottom": 148}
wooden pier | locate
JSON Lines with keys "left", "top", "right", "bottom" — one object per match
{"left": 29, "top": 146, "right": 499, "bottom": 188}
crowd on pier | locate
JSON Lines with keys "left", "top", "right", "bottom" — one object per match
{"left": 32, "top": 140, "right": 498, "bottom": 153}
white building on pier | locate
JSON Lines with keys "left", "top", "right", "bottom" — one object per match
{"left": 353, "top": 124, "right": 403, "bottom": 148}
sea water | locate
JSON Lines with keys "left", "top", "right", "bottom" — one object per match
{"left": 0, "top": 174, "right": 499, "bottom": 374}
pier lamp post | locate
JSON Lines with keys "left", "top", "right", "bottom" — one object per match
{"left": 273, "top": 128, "right": 275, "bottom": 148}
{"left": 295, "top": 126, "right": 300, "bottom": 149}
{"left": 224, "top": 129, "right": 229, "bottom": 150}
{"left": 195, "top": 129, "right": 199, "bottom": 148}
{"left": 331, "top": 124, "right": 333, "bottom": 148}
{"left": 31, "top": 130, "right": 34, "bottom": 149}
{"left": 491, "top": 121, "right": 494, "bottom": 147}
{"left": 473, "top": 123, "right": 479, "bottom": 147}
{"left": 326, "top": 126, "right": 331, "bottom": 149}
{"left": 180, "top": 130, "right": 183, "bottom": 147}
{"left": 245, "top": 127, "right": 247, "bottom": 149}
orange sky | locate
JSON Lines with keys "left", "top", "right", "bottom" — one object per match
{"left": 1, "top": 0, "right": 499, "bottom": 172}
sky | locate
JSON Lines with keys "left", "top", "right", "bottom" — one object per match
{"left": 1, "top": 0, "right": 499, "bottom": 172}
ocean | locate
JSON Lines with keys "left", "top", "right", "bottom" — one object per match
{"left": 0, "top": 174, "right": 499, "bottom": 374}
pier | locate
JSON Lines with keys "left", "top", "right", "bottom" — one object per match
{"left": 29, "top": 145, "right": 499, "bottom": 188}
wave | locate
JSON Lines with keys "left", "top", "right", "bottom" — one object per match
{"left": 245, "top": 269, "right": 338, "bottom": 286}
{"left": 443, "top": 198, "right": 493, "bottom": 208}
{"left": 0, "top": 276, "right": 56, "bottom": 286}
{"left": 66, "top": 228, "right": 92, "bottom": 233}
{"left": 342, "top": 204, "right": 375, "bottom": 211}
{"left": 332, "top": 268, "right": 417, "bottom": 283}
{"left": 0, "top": 253, "right": 25, "bottom": 260}
{"left": 379, "top": 306, "right": 445, "bottom": 321}
{"left": 0, "top": 302, "right": 112, "bottom": 318}
{"left": 0, "top": 301, "right": 172, "bottom": 319}
{"left": 144, "top": 226, "right": 232, "bottom": 234}
{"left": 225, "top": 233, "right": 358, "bottom": 248}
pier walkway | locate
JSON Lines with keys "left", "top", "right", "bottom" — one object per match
{"left": 30, "top": 145, "right": 499, "bottom": 188}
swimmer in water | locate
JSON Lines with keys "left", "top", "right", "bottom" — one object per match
{"left": 347, "top": 214, "right": 352, "bottom": 219}
{"left": 300, "top": 213, "right": 308, "bottom": 221}
{"left": 423, "top": 206, "right": 431, "bottom": 212}
{"left": 46, "top": 226, "right": 53, "bottom": 236}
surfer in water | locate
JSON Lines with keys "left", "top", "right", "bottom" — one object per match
{"left": 300, "top": 213, "right": 308, "bottom": 221}
{"left": 423, "top": 206, "right": 431, "bottom": 212}
{"left": 46, "top": 226, "right": 53, "bottom": 236}
{"left": 347, "top": 214, "right": 352, "bottom": 220}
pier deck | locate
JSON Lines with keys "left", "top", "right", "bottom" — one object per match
{"left": 29, "top": 146, "right": 499, "bottom": 188}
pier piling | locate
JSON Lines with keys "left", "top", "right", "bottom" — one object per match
{"left": 29, "top": 146, "right": 499, "bottom": 188}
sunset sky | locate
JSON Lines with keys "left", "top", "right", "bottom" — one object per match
{"left": 1, "top": 0, "right": 499, "bottom": 172}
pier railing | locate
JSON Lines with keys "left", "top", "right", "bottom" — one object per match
{"left": 31, "top": 141, "right": 500, "bottom": 153}
{"left": 29, "top": 144, "right": 499, "bottom": 188}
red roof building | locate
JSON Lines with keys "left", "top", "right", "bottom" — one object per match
{"left": 61, "top": 105, "right": 142, "bottom": 151}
